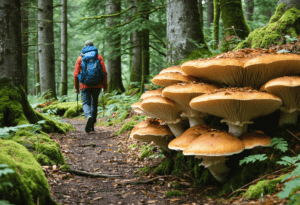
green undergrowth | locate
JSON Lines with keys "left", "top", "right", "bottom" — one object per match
{"left": 165, "top": 190, "right": 186, "bottom": 197}
{"left": 41, "top": 102, "right": 83, "bottom": 118}
{"left": 0, "top": 140, "right": 57, "bottom": 205}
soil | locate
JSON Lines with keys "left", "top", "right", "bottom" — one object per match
{"left": 44, "top": 116, "right": 292, "bottom": 205}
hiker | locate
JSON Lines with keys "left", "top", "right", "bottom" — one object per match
{"left": 74, "top": 40, "right": 107, "bottom": 133}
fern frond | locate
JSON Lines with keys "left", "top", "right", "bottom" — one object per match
{"left": 270, "top": 138, "right": 288, "bottom": 153}
{"left": 239, "top": 154, "right": 268, "bottom": 166}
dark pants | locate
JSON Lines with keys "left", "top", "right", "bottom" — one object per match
{"left": 81, "top": 88, "right": 101, "bottom": 128}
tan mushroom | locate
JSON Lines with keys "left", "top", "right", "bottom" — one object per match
{"left": 152, "top": 72, "right": 197, "bottom": 87}
{"left": 141, "top": 96, "right": 184, "bottom": 137}
{"left": 261, "top": 76, "right": 300, "bottom": 126}
{"left": 190, "top": 88, "right": 282, "bottom": 137}
{"left": 183, "top": 130, "right": 245, "bottom": 183}
{"left": 159, "top": 65, "right": 184, "bottom": 74}
{"left": 131, "top": 101, "right": 156, "bottom": 118}
{"left": 162, "top": 82, "right": 219, "bottom": 127}
{"left": 140, "top": 88, "right": 163, "bottom": 100}
{"left": 168, "top": 124, "right": 211, "bottom": 151}
{"left": 240, "top": 131, "right": 271, "bottom": 149}
{"left": 130, "top": 119, "right": 174, "bottom": 153}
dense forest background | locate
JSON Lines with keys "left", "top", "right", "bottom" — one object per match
{"left": 22, "top": 0, "right": 280, "bottom": 97}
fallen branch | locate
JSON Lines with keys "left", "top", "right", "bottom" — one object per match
{"left": 227, "top": 166, "right": 294, "bottom": 198}
{"left": 66, "top": 169, "right": 122, "bottom": 178}
{"left": 119, "top": 175, "right": 172, "bottom": 185}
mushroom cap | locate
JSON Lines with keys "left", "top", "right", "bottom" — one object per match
{"left": 183, "top": 131, "right": 245, "bottom": 156}
{"left": 141, "top": 96, "right": 182, "bottom": 123}
{"left": 168, "top": 124, "right": 211, "bottom": 151}
{"left": 240, "top": 131, "right": 272, "bottom": 149}
{"left": 181, "top": 58, "right": 244, "bottom": 87}
{"left": 131, "top": 101, "right": 156, "bottom": 117}
{"left": 190, "top": 88, "right": 283, "bottom": 126}
{"left": 130, "top": 119, "right": 173, "bottom": 141}
{"left": 162, "top": 82, "right": 219, "bottom": 117}
{"left": 140, "top": 88, "right": 163, "bottom": 100}
{"left": 159, "top": 66, "right": 184, "bottom": 74}
{"left": 152, "top": 72, "right": 197, "bottom": 87}
{"left": 261, "top": 76, "right": 300, "bottom": 113}
{"left": 130, "top": 119, "right": 174, "bottom": 152}
{"left": 243, "top": 54, "right": 300, "bottom": 89}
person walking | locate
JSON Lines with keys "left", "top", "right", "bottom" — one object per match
{"left": 74, "top": 40, "right": 107, "bottom": 133}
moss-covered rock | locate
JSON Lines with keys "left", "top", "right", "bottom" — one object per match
{"left": 243, "top": 175, "right": 286, "bottom": 199}
{"left": 235, "top": 4, "right": 300, "bottom": 49}
{"left": 0, "top": 140, "right": 57, "bottom": 205}
{"left": 42, "top": 102, "right": 83, "bottom": 118}
{"left": 165, "top": 190, "right": 186, "bottom": 197}
{"left": 9, "top": 129, "right": 65, "bottom": 165}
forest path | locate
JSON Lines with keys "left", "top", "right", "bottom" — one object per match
{"left": 46, "top": 118, "right": 280, "bottom": 205}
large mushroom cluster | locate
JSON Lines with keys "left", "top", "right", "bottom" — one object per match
{"left": 130, "top": 48, "right": 300, "bottom": 183}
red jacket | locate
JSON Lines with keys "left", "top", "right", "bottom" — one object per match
{"left": 74, "top": 54, "right": 107, "bottom": 90}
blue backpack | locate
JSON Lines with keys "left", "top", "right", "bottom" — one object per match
{"left": 77, "top": 46, "right": 105, "bottom": 86}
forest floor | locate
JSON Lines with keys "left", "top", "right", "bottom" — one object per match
{"left": 44, "top": 116, "right": 291, "bottom": 205}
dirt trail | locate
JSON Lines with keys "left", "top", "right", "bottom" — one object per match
{"left": 47, "top": 118, "right": 286, "bottom": 205}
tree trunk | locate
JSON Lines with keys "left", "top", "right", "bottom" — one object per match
{"left": 35, "top": 37, "right": 41, "bottom": 95}
{"left": 220, "top": 0, "right": 250, "bottom": 52}
{"left": 38, "top": 0, "right": 56, "bottom": 99}
{"left": 278, "top": 0, "right": 300, "bottom": 10}
{"left": 129, "top": 0, "right": 142, "bottom": 89}
{"left": 21, "top": 0, "right": 29, "bottom": 94}
{"left": 60, "top": 0, "right": 67, "bottom": 96}
{"left": 207, "top": 0, "right": 214, "bottom": 28}
{"left": 106, "top": 0, "right": 125, "bottom": 94}
{"left": 198, "top": 0, "right": 203, "bottom": 29}
{"left": 244, "top": 0, "right": 254, "bottom": 21}
{"left": 213, "top": 0, "right": 220, "bottom": 49}
{"left": 166, "top": 0, "right": 211, "bottom": 65}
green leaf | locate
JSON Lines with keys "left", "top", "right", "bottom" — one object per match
{"left": 278, "top": 178, "right": 300, "bottom": 199}
{"left": 239, "top": 154, "right": 268, "bottom": 166}
{"left": 271, "top": 138, "right": 288, "bottom": 152}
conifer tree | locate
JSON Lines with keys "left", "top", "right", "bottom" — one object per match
{"left": 38, "top": 0, "right": 56, "bottom": 98}
{"left": 60, "top": 0, "right": 68, "bottom": 96}
{"left": 21, "top": 0, "right": 29, "bottom": 94}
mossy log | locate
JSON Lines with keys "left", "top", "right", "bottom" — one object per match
{"left": 0, "top": 140, "right": 57, "bottom": 205}
{"left": 0, "top": 78, "right": 73, "bottom": 134}
{"left": 41, "top": 101, "right": 83, "bottom": 118}
{"left": 235, "top": 4, "right": 300, "bottom": 49}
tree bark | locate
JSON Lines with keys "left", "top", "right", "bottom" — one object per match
{"left": 21, "top": 0, "right": 29, "bottom": 94}
{"left": 244, "top": 0, "right": 254, "bottom": 21}
{"left": 106, "top": 0, "right": 125, "bottom": 93}
{"left": 35, "top": 36, "right": 41, "bottom": 95}
{"left": 60, "top": 0, "right": 67, "bottom": 96}
{"left": 0, "top": 0, "right": 24, "bottom": 87}
{"left": 38, "top": 0, "right": 56, "bottom": 99}
{"left": 129, "top": 0, "right": 142, "bottom": 89}
{"left": 278, "top": 0, "right": 300, "bottom": 10}
{"left": 220, "top": 0, "right": 250, "bottom": 52}
{"left": 166, "top": 0, "right": 211, "bottom": 65}
{"left": 198, "top": 0, "right": 203, "bottom": 29}
{"left": 213, "top": 0, "right": 220, "bottom": 49}
{"left": 207, "top": 0, "right": 214, "bottom": 28}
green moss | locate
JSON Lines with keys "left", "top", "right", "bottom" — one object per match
{"left": 106, "top": 99, "right": 119, "bottom": 105}
{"left": 0, "top": 140, "right": 57, "bottom": 205}
{"left": 235, "top": 5, "right": 300, "bottom": 49}
{"left": 120, "top": 110, "right": 130, "bottom": 121}
{"left": 116, "top": 121, "right": 137, "bottom": 135}
{"left": 10, "top": 130, "right": 65, "bottom": 165}
{"left": 135, "top": 166, "right": 153, "bottom": 175}
{"left": 42, "top": 102, "right": 83, "bottom": 117}
{"left": 243, "top": 175, "right": 286, "bottom": 199}
{"left": 170, "top": 182, "right": 181, "bottom": 190}
{"left": 172, "top": 152, "right": 186, "bottom": 177}
{"left": 139, "top": 145, "right": 155, "bottom": 159}
{"left": 179, "top": 49, "right": 212, "bottom": 64}
{"left": 105, "top": 121, "right": 115, "bottom": 126}
{"left": 153, "top": 158, "right": 174, "bottom": 175}
{"left": 165, "top": 190, "right": 186, "bottom": 197}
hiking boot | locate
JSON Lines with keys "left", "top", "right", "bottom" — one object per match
{"left": 90, "top": 127, "right": 95, "bottom": 132}
{"left": 85, "top": 116, "right": 93, "bottom": 133}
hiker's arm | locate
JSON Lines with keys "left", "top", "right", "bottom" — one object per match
{"left": 98, "top": 55, "right": 107, "bottom": 93}
{"left": 74, "top": 56, "right": 82, "bottom": 93}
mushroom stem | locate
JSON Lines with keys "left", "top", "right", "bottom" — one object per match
{"left": 167, "top": 122, "right": 185, "bottom": 137}
{"left": 188, "top": 116, "right": 205, "bottom": 127}
{"left": 207, "top": 162, "right": 231, "bottom": 184}
{"left": 227, "top": 123, "right": 248, "bottom": 138}
{"left": 153, "top": 141, "right": 172, "bottom": 153}
{"left": 279, "top": 110, "right": 298, "bottom": 126}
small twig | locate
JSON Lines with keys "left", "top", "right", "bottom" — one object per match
{"left": 227, "top": 166, "right": 294, "bottom": 198}
{"left": 286, "top": 129, "right": 300, "bottom": 141}
{"left": 79, "top": 144, "right": 96, "bottom": 147}
{"left": 119, "top": 175, "right": 172, "bottom": 185}
{"left": 67, "top": 169, "right": 122, "bottom": 178}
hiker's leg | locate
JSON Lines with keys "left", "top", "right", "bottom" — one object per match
{"left": 91, "top": 88, "right": 101, "bottom": 129}
{"left": 81, "top": 89, "right": 92, "bottom": 119}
